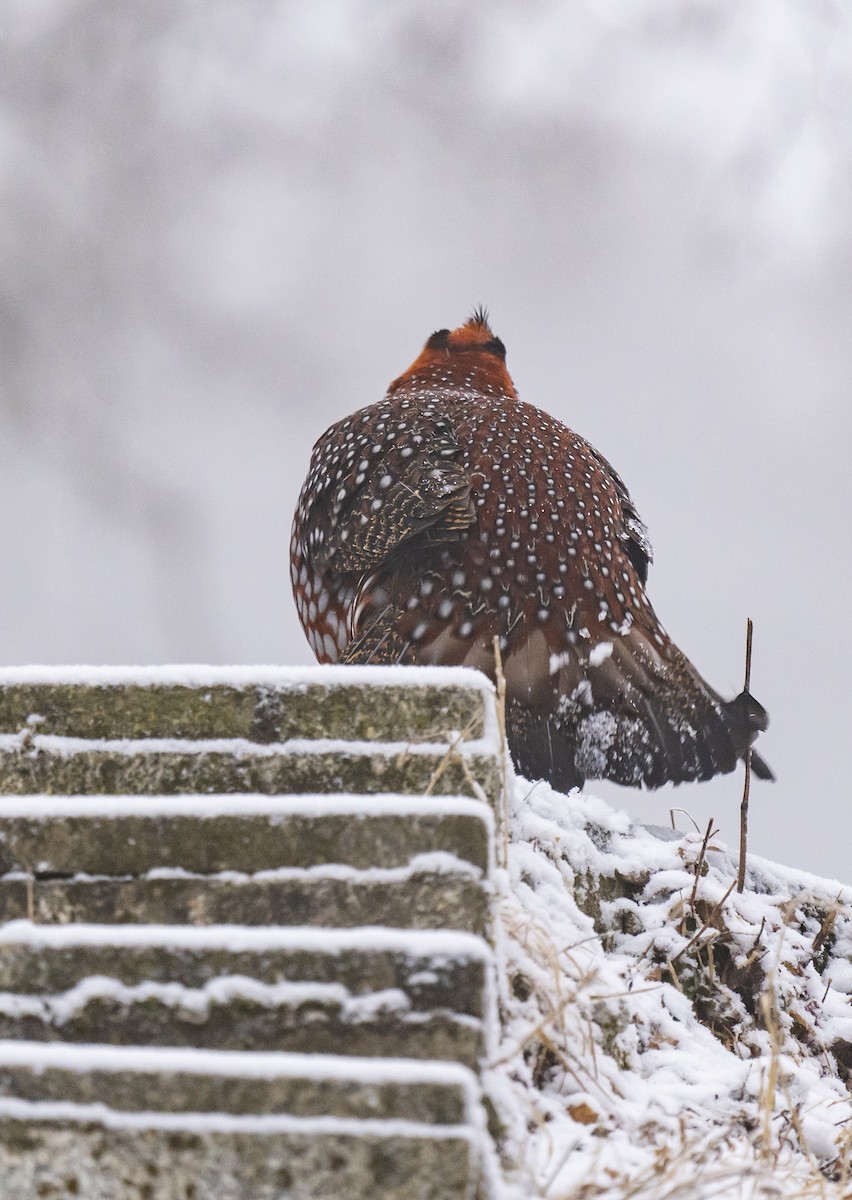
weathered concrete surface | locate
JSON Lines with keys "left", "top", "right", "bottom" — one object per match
{"left": 0, "top": 666, "right": 500, "bottom": 1198}
{"left": 0, "top": 1002, "right": 482, "bottom": 1064}
{"left": 0, "top": 808, "right": 491, "bottom": 875}
{"left": 0, "top": 936, "right": 487, "bottom": 1062}
{"left": 0, "top": 1119, "right": 476, "bottom": 1200}
{"left": 0, "top": 742, "right": 499, "bottom": 801}
{"left": 0, "top": 870, "right": 488, "bottom": 933}
{"left": 0, "top": 680, "right": 487, "bottom": 744}
{"left": 0, "top": 939, "right": 488, "bottom": 1014}
{"left": 0, "top": 1063, "right": 469, "bottom": 1123}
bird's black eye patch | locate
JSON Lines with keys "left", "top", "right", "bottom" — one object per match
{"left": 484, "top": 336, "right": 506, "bottom": 359}
{"left": 426, "top": 329, "right": 451, "bottom": 349}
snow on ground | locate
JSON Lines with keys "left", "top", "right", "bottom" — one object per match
{"left": 488, "top": 776, "right": 852, "bottom": 1198}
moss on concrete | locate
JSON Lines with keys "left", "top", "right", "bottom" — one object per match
{"left": 0, "top": 810, "right": 490, "bottom": 875}
{"left": 0, "top": 682, "right": 486, "bottom": 744}
{"left": 0, "top": 1064, "right": 469, "bottom": 1123}
{"left": 0, "top": 872, "right": 489, "bottom": 934}
{"left": 0, "top": 1121, "right": 476, "bottom": 1200}
{"left": 0, "top": 744, "right": 499, "bottom": 803}
{"left": 0, "top": 1002, "right": 483, "bottom": 1066}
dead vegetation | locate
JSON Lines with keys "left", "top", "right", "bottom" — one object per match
{"left": 488, "top": 782, "right": 852, "bottom": 1199}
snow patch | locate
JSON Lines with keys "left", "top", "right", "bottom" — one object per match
{"left": 143, "top": 852, "right": 484, "bottom": 885}
{"left": 0, "top": 1040, "right": 478, "bottom": 1088}
{"left": 548, "top": 651, "right": 573, "bottom": 676}
{"left": 0, "top": 976, "right": 433, "bottom": 1026}
{"left": 0, "top": 921, "right": 491, "bottom": 959}
{"left": 0, "top": 1096, "right": 475, "bottom": 1140}
{"left": 488, "top": 776, "right": 852, "bottom": 1198}
{"left": 588, "top": 641, "right": 613, "bottom": 667}
{"left": 574, "top": 710, "right": 618, "bottom": 777}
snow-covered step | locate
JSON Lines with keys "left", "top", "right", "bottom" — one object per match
{"left": 0, "top": 794, "right": 492, "bottom": 875}
{"left": 0, "top": 1042, "right": 480, "bottom": 1126}
{"left": 0, "top": 925, "right": 490, "bottom": 1067}
{"left": 0, "top": 667, "right": 502, "bottom": 1196}
{"left": 0, "top": 664, "right": 494, "bottom": 745}
{"left": 0, "top": 795, "right": 493, "bottom": 932}
{"left": 0, "top": 867, "right": 488, "bottom": 932}
{"left": 0, "top": 1107, "right": 481, "bottom": 1200}
{"left": 0, "top": 1045, "right": 489, "bottom": 1199}
{"left": 0, "top": 733, "right": 499, "bottom": 800}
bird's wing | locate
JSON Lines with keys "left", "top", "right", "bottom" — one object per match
{"left": 305, "top": 414, "right": 474, "bottom": 575}
{"left": 585, "top": 444, "right": 654, "bottom": 584}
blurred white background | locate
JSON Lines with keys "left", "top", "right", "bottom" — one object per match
{"left": 1, "top": 0, "right": 850, "bottom": 879}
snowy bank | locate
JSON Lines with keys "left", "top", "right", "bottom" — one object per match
{"left": 489, "top": 778, "right": 852, "bottom": 1198}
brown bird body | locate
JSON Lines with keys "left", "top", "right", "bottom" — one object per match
{"left": 291, "top": 313, "right": 771, "bottom": 792}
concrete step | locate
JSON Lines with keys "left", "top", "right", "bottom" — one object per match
{"left": 0, "top": 794, "right": 492, "bottom": 931}
{"left": 0, "top": 1042, "right": 479, "bottom": 1124}
{"left": 0, "top": 1110, "right": 481, "bottom": 1200}
{"left": 0, "top": 666, "right": 502, "bottom": 1196}
{"left": 0, "top": 795, "right": 492, "bottom": 876}
{"left": 0, "top": 865, "right": 488, "bottom": 932}
{"left": 0, "top": 665, "right": 494, "bottom": 745}
{"left": 0, "top": 734, "right": 499, "bottom": 800}
{"left": 0, "top": 924, "right": 490, "bottom": 1066}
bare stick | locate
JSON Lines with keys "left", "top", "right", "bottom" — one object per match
{"left": 737, "top": 617, "right": 754, "bottom": 894}
{"left": 688, "top": 817, "right": 715, "bottom": 915}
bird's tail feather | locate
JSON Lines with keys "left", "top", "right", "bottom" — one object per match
{"left": 724, "top": 689, "right": 774, "bottom": 780}
{"left": 507, "top": 631, "right": 773, "bottom": 792}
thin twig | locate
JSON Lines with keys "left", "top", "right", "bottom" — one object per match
{"left": 737, "top": 617, "right": 754, "bottom": 894}
{"left": 666, "top": 958, "right": 684, "bottom": 992}
{"left": 588, "top": 985, "right": 663, "bottom": 1000}
{"left": 492, "top": 635, "right": 510, "bottom": 870}
{"left": 422, "top": 717, "right": 478, "bottom": 795}
{"left": 746, "top": 915, "right": 767, "bottom": 964}
{"left": 689, "top": 817, "right": 716, "bottom": 914}
{"left": 811, "top": 907, "right": 839, "bottom": 964}
{"left": 671, "top": 880, "right": 737, "bottom": 965}
{"left": 838, "top": 1120, "right": 852, "bottom": 1192}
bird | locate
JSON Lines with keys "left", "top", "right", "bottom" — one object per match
{"left": 290, "top": 310, "right": 771, "bottom": 793}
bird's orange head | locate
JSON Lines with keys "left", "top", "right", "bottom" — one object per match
{"left": 389, "top": 308, "right": 516, "bottom": 396}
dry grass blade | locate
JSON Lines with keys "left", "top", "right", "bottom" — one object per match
{"left": 422, "top": 711, "right": 481, "bottom": 795}
{"left": 760, "top": 987, "right": 782, "bottom": 1158}
{"left": 493, "top": 634, "right": 511, "bottom": 869}
{"left": 838, "top": 1121, "right": 852, "bottom": 1192}
{"left": 489, "top": 650, "right": 848, "bottom": 1200}
{"left": 670, "top": 807, "right": 702, "bottom": 835}
{"left": 666, "top": 959, "right": 684, "bottom": 993}
{"left": 587, "top": 985, "right": 662, "bottom": 1000}
{"left": 671, "top": 880, "right": 737, "bottom": 966}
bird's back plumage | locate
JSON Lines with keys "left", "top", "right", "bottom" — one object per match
{"left": 291, "top": 314, "right": 771, "bottom": 792}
